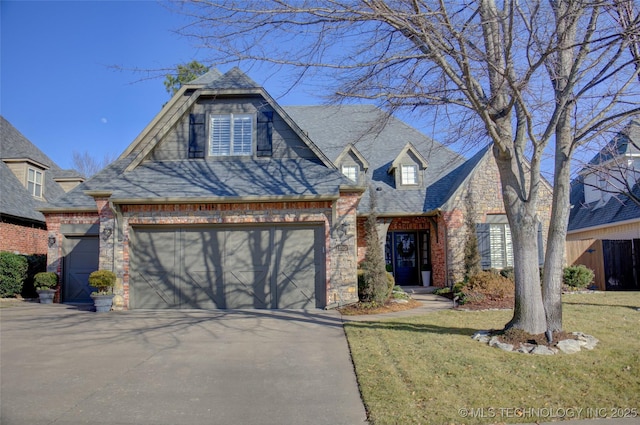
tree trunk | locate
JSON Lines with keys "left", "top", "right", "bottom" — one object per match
{"left": 543, "top": 115, "right": 573, "bottom": 332}
{"left": 493, "top": 146, "right": 547, "bottom": 335}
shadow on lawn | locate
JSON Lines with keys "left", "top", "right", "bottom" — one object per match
{"left": 562, "top": 298, "right": 640, "bottom": 311}
{"left": 344, "top": 321, "right": 480, "bottom": 336}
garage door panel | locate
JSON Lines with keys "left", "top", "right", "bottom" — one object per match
{"left": 130, "top": 230, "right": 179, "bottom": 309}
{"left": 182, "top": 229, "right": 225, "bottom": 308}
{"left": 225, "top": 268, "right": 271, "bottom": 309}
{"left": 183, "top": 270, "right": 224, "bottom": 308}
{"left": 275, "top": 227, "right": 323, "bottom": 309}
{"left": 131, "top": 272, "right": 178, "bottom": 309}
{"left": 130, "top": 225, "right": 324, "bottom": 310}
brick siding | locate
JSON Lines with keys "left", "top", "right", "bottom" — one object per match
{"left": 45, "top": 195, "right": 361, "bottom": 310}
{"left": 0, "top": 221, "right": 47, "bottom": 255}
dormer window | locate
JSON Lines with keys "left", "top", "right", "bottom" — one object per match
{"left": 341, "top": 165, "right": 358, "bottom": 182}
{"left": 388, "top": 143, "right": 428, "bottom": 189}
{"left": 401, "top": 165, "right": 418, "bottom": 185}
{"left": 335, "top": 144, "right": 369, "bottom": 185}
{"left": 209, "top": 114, "right": 253, "bottom": 156}
{"left": 27, "top": 167, "right": 43, "bottom": 198}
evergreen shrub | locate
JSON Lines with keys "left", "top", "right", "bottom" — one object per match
{"left": 0, "top": 252, "right": 28, "bottom": 298}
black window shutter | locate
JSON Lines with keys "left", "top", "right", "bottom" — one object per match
{"left": 188, "top": 114, "right": 206, "bottom": 158}
{"left": 476, "top": 223, "right": 492, "bottom": 270}
{"left": 257, "top": 111, "right": 273, "bottom": 157}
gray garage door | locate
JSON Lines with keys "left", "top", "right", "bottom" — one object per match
{"left": 129, "top": 225, "right": 325, "bottom": 309}
{"left": 62, "top": 236, "right": 100, "bottom": 303}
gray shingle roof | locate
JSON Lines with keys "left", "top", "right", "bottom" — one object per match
{"left": 201, "top": 67, "right": 260, "bottom": 90}
{"left": 284, "top": 105, "right": 467, "bottom": 214}
{"left": 569, "top": 120, "right": 640, "bottom": 232}
{"left": 568, "top": 176, "right": 640, "bottom": 232}
{"left": 588, "top": 120, "right": 640, "bottom": 166}
{"left": 43, "top": 157, "right": 354, "bottom": 210}
{"left": 188, "top": 68, "right": 223, "bottom": 86}
{"left": 1, "top": 116, "right": 69, "bottom": 221}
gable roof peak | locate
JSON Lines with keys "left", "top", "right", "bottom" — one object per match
{"left": 389, "top": 142, "right": 429, "bottom": 172}
{"left": 202, "top": 67, "right": 261, "bottom": 90}
{"left": 335, "top": 143, "right": 370, "bottom": 170}
{"left": 187, "top": 68, "right": 223, "bottom": 86}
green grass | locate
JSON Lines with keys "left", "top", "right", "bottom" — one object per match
{"left": 344, "top": 292, "right": 640, "bottom": 424}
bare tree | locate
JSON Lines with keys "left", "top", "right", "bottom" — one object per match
{"left": 172, "top": 0, "right": 640, "bottom": 333}
{"left": 580, "top": 120, "right": 640, "bottom": 206}
{"left": 609, "top": 0, "right": 640, "bottom": 81}
{"left": 72, "top": 150, "right": 115, "bottom": 178}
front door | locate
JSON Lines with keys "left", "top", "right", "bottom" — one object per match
{"left": 392, "top": 232, "right": 418, "bottom": 285}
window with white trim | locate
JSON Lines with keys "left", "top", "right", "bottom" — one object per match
{"left": 209, "top": 114, "right": 253, "bottom": 156}
{"left": 341, "top": 165, "right": 358, "bottom": 182}
{"left": 489, "top": 223, "right": 513, "bottom": 269}
{"left": 401, "top": 164, "right": 418, "bottom": 185}
{"left": 27, "top": 167, "right": 43, "bottom": 198}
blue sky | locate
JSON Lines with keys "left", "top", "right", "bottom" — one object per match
{"left": 1, "top": 0, "right": 320, "bottom": 170}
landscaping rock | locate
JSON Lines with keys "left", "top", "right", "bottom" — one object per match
{"left": 517, "top": 343, "right": 536, "bottom": 354}
{"left": 390, "top": 299, "right": 409, "bottom": 304}
{"left": 472, "top": 330, "right": 491, "bottom": 343}
{"left": 573, "top": 332, "right": 599, "bottom": 350}
{"left": 531, "top": 345, "right": 557, "bottom": 355}
{"left": 557, "top": 339, "right": 582, "bottom": 354}
{"left": 488, "top": 336, "right": 514, "bottom": 352}
{"left": 472, "top": 330, "right": 598, "bottom": 355}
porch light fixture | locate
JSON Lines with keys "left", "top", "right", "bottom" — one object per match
{"left": 101, "top": 226, "right": 113, "bottom": 241}
{"left": 48, "top": 235, "right": 56, "bottom": 248}
{"left": 337, "top": 222, "right": 350, "bottom": 238}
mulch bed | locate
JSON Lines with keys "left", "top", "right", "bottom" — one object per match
{"left": 338, "top": 298, "right": 422, "bottom": 315}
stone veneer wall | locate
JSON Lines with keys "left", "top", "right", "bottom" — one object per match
{"left": 442, "top": 154, "right": 552, "bottom": 285}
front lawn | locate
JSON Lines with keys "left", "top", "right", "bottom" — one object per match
{"left": 344, "top": 292, "right": 640, "bottom": 424}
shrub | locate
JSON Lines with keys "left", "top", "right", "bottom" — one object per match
{"left": 464, "top": 270, "right": 514, "bottom": 301}
{"left": 0, "top": 252, "right": 28, "bottom": 298}
{"left": 499, "top": 267, "right": 515, "bottom": 281}
{"left": 23, "top": 254, "right": 47, "bottom": 298}
{"left": 563, "top": 265, "right": 594, "bottom": 288}
{"left": 34, "top": 272, "right": 58, "bottom": 289}
{"left": 391, "top": 285, "right": 410, "bottom": 300}
{"left": 88, "top": 270, "right": 116, "bottom": 294}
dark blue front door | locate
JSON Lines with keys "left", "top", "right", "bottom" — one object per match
{"left": 393, "top": 232, "right": 418, "bottom": 285}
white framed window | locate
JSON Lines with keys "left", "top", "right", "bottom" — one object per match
{"left": 401, "top": 164, "right": 418, "bottom": 185}
{"left": 341, "top": 165, "right": 358, "bottom": 182}
{"left": 27, "top": 167, "right": 43, "bottom": 198}
{"left": 209, "top": 114, "right": 253, "bottom": 156}
{"left": 489, "top": 223, "right": 513, "bottom": 269}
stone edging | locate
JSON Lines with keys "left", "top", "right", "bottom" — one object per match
{"left": 472, "top": 330, "right": 599, "bottom": 355}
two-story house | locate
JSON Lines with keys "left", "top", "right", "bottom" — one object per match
{"left": 1, "top": 116, "right": 84, "bottom": 255}
{"left": 567, "top": 120, "right": 640, "bottom": 290}
{"left": 40, "top": 68, "right": 552, "bottom": 310}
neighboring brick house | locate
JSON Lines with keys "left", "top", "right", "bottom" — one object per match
{"left": 567, "top": 120, "right": 640, "bottom": 290}
{"left": 41, "top": 68, "right": 552, "bottom": 310}
{"left": 1, "top": 116, "right": 84, "bottom": 255}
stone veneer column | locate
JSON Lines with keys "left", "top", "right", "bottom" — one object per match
{"left": 44, "top": 214, "right": 62, "bottom": 303}
{"left": 327, "top": 192, "right": 361, "bottom": 306}
{"left": 94, "top": 196, "right": 125, "bottom": 310}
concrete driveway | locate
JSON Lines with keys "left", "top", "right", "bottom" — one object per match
{"left": 1, "top": 303, "right": 367, "bottom": 425}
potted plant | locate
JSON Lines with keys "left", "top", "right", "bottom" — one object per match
{"left": 421, "top": 264, "right": 432, "bottom": 287}
{"left": 34, "top": 272, "right": 58, "bottom": 304}
{"left": 88, "top": 270, "right": 116, "bottom": 312}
